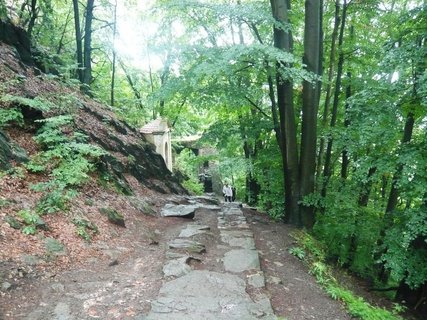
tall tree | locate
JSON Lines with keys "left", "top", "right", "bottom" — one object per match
{"left": 316, "top": 0, "right": 340, "bottom": 178}
{"left": 270, "top": 0, "right": 300, "bottom": 225}
{"left": 300, "top": 0, "right": 323, "bottom": 228}
{"left": 322, "top": 0, "right": 348, "bottom": 195}
{"left": 82, "top": 0, "right": 94, "bottom": 90}
{"left": 72, "top": 0, "right": 83, "bottom": 82}
{"left": 110, "top": 0, "right": 117, "bottom": 106}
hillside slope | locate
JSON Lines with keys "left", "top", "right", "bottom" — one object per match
{"left": 0, "top": 26, "right": 186, "bottom": 277}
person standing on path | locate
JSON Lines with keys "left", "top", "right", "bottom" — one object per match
{"left": 222, "top": 182, "right": 233, "bottom": 202}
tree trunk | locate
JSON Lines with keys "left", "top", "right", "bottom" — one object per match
{"left": 299, "top": 0, "right": 323, "bottom": 228}
{"left": 249, "top": 23, "right": 282, "bottom": 151}
{"left": 322, "top": 0, "right": 348, "bottom": 195}
{"left": 118, "top": 60, "right": 144, "bottom": 109}
{"left": 27, "top": 0, "right": 38, "bottom": 40}
{"left": 385, "top": 111, "right": 415, "bottom": 213}
{"left": 270, "top": 0, "right": 300, "bottom": 225}
{"left": 358, "top": 166, "right": 377, "bottom": 207}
{"left": 72, "top": 0, "right": 83, "bottom": 82}
{"left": 56, "top": 9, "right": 72, "bottom": 55}
{"left": 316, "top": 0, "right": 340, "bottom": 178}
{"left": 83, "top": 0, "right": 95, "bottom": 91}
{"left": 341, "top": 69, "right": 352, "bottom": 179}
{"left": 110, "top": 0, "right": 117, "bottom": 107}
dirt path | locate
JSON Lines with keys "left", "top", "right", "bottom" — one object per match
{"left": 1, "top": 195, "right": 351, "bottom": 319}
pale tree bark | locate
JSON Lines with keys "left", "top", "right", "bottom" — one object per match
{"left": 72, "top": 0, "right": 83, "bottom": 82}
{"left": 300, "top": 0, "right": 323, "bottom": 228}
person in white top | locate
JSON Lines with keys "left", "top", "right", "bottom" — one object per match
{"left": 222, "top": 182, "right": 233, "bottom": 202}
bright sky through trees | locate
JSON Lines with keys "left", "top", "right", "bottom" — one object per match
{"left": 115, "top": 0, "right": 164, "bottom": 71}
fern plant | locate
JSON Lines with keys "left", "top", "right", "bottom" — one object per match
{"left": 26, "top": 114, "right": 107, "bottom": 214}
{"left": 0, "top": 108, "right": 24, "bottom": 128}
{"left": 17, "top": 209, "right": 46, "bottom": 235}
{"left": 0, "top": 94, "right": 54, "bottom": 112}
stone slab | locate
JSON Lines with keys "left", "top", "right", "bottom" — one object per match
{"left": 248, "top": 272, "right": 266, "bottom": 288}
{"left": 179, "top": 225, "right": 210, "bottom": 238}
{"left": 168, "top": 239, "right": 206, "bottom": 253}
{"left": 220, "top": 230, "right": 255, "bottom": 249}
{"left": 223, "top": 249, "right": 260, "bottom": 273}
{"left": 161, "top": 204, "right": 197, "bottom": 219}
{"left": 145, "top": 270, "right": 275, "bottom": 319}
{"left": 163, "top": 257, "right": 193, "bottom": 278}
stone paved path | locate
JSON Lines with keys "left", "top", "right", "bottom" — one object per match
{"left": 145, "top": 201, "right": 277, "bottom": 319}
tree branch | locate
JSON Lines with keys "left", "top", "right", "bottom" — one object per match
{"left": 245, "top": 96, "right": 270, "bottom": 119}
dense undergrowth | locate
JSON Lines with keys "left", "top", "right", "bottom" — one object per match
{"left": 1, "top": 93, "right": 106, "bottom": 240}
{"left": 290, "top": 230, "right": 406, "bottom": 320}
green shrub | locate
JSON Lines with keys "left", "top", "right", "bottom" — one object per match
{"left": 174, "top": 149, "right": 204, "bottom": 195}
{"left": 0, "top": 108, "right": 24, "bottom": 127}
{"left": 72, "top": 217, "right": 98, "bottom": 241}
{"left": 27, "top": 115, "right": 106, "bottom": 213}
{"left": 291, "top": 230, "right": 403, "bottom": 320}
{"left": 17, "top": 209, "right": 47, "bottom": 235}
{"left": 0, "top": 94, "right": 54, "bottom": 112}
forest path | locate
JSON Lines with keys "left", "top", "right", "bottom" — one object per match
{"left": 1, "top": 195, "right": 351, "bottom": 320}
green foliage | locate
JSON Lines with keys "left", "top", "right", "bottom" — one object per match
{"left": 72, "top": 217, "right": 98, "bottom": 241}
{"left": 255, "top": 145, "right": 285, "bottom": 219}
{"left": 17, "top": 209, "right": 46, "bottom": 235}
{"left": 326, "top": 285, "right": 401, "bottom": 320}
{"left": 174, "top": 149, "right": 205, "bottom": 195}
{"left": 27, "top": 115, "right": 106, "bottom": 214}
{"left": 0, "top": 198, "right": 14, "bottom": 208}
{"left": 2, "top": 166, "right": 26, "bottom": 179}
{"left": 313, "top": 185, "right": 384, "bottom": 279}
{"left": 380, "top": 207, "right": 427, "bottom": 289}
{"left": 182, "top": 178, "right": 204, "bottom": 195}
{"left": 291, "top": 230, "right": 403, "bottom": 320}
{"left": 0, "top": 94, "right": 54, "bottom": 112}
{"left": 288, "top": 247, "right": 305, "bottom": 260}
{"left": 0, "top": 108, "right": 24, "bottom": 128}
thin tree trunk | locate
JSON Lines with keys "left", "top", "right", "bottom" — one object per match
{"left": 57, "top": 9, "right": 72, "bottom": 55}
{"left": 322, "top": 0, "right": 348, "bottom": 195}
{"left": 385, "top": 112, "right": 415, "bottom": 213}
{"left": 270, "top": 0, "right": 300, "bottom": 225}
{"left": 249, "top": 23, "right": 282, "bottom": 150}
{"left": 72, "top": 0, "right": 83, "bottom": 82}
{"left": 118, "top": 60, "right": 144, "bottom": 109}
{"left": 358, "top": 166, "right": 377, "bottom": 207}
{"left": 110, "top": 0, "right": 117, "bottom": 106}
{"left": 341, "top": 69, "right": 352, "bottom": 179}
{"left": 83, "top": 0, "right": 95, "bottom": 91}
{"left": 27, "top": 0, "right": 38, "bottom": 40}
{"left": 300, "top": 0, "right": 323, "bottom": 228}
{"left": 316, "top": 0, "right": 340, "bottom": 178}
